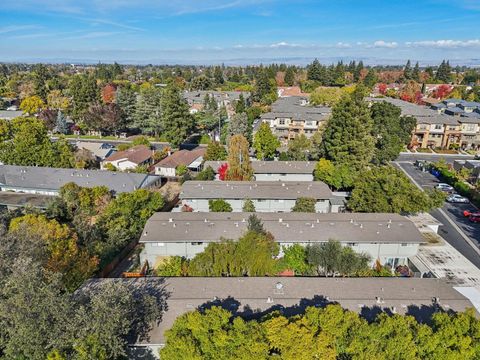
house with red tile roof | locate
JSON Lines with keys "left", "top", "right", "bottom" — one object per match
{"left": 101, "top": 145, "right": 154, "bottom": 171}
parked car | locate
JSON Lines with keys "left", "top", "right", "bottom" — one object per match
{"left": 469, "top": 214, "right": 480, "bottom": 223}
{"left": 435, "top": 183, "right": 454, "bottom": 192}
{"left": 446, "top": 194, "right": 469, "bottom": 203}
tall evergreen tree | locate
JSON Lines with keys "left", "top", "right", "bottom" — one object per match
{"left": 227, "top": 113, "right": 250, "bottom": 142}
{"left": 412, "top": 62, "right": 421, "bottom": 82}
{"left": 307, "top": 59, "right": 322, "bottom": 81}
{"left": 403, "top": 60, "right": 412, "bottom": 80}
{"left": 436, "top": 60, "right": 452, "bottom": 83}
{"left": 116, "top": 87, "right": 137, "bottom": 128}
{"left": 55, "top": 110, "right": 68, "bottom": 135}
{"left": 284, "top": 67, "right": 295, "bottom": 86}
{"left": 69, "top": 75, "right": 99, "bottom": 121}
{"left": 354, "top": 61, "right": 364, "bottom": 82}
{"left": 253, "top": 122, "right": 280, "bottom": 160}
{"left": 213, "top": 66, "right": 224, "bottom": 85}
{"left": 235, "top": 93, "right": 246, "bottom": 114}
{"left": 161, "top": 83, "right": 194, "bottom": 147}
{"left": 133, "top": 87, "right": 162, "bottom": 136}
{"left": 321, "top": 90, "right": 374, "bottom": 171}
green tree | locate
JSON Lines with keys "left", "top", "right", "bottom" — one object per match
{"left": 242, "top": 198, "right": 256, "bottom": 212}
{"left": 157, "top": 256, "right": 187, "bottom": 276}
{"left": 235, "top": 93, "right": 246, "bottom": 113}
{"left": 0, "top": 117, "right": 74, "bottom": 168}
{"left": 54, "top": 110, "right": 68, "bottom": 134}
{"left": 161, "top": 82, "right": 195, "bottom": 147}
{"left": 371, "top": 101, "right": 416, "bottom": 164}
{"left": 321, "top": 91, "right": 374, "bottom": 171}
{"left": 292, "top": 197, "right": 316, "bottom": 213}
{"left": 287, "top": 134, "right": 311, "bottom": 160}
{"left": 436, "top": 60, "right": 452, "bottom": 83}
{"left": 208, "top": 199, "right": 233, "bottom": 212}
{"left": 348, "top": 166, "right": 446, "bottom": 213}
{"left": 190, "top": 75, "right": 212, "bottom": 90}
{"left": 253, "top": 122, "right": 280, "bottom": 160}
{"left": 176, "top": 164, "right": 188, "bottom": 176}
{"left": 280, "top": 244, "right": 310, "bottom": 275}
{"left": 247, "top": 213, "right": 265, "bottom": 234}
{"left": 313, "top": 158, "right": 355, "bottom": 190}
{"left": 363, "top": 68, "right": 378, "bottom": 88}
{"left": 404, "top": 60, "right": 413, "bottom": 80}
{"left": 284, "top": 66, "right": 295, "bottom": 86}
{"left": 214, "top": 66, "right": 224, "bottom": 85}
{"left": 188, "top": 230, "right": 279, "bottom": 277}
{"left": 226, "top": 134, "right": 253, "bottom": 180}
{"left": 412, "top": 62, "right": 421, "bottom": 82}
{"left": 69, "top": 74, "right": 99, "bottom": 120}
{"left": 204, "top": 141, "right": 227, "bottom": 161}
{"left": 227, "top": 112, "right": 250, "bottom": 141}
{"left": 309, "top": 87, "right": 343, "bottom": 106}
{"left": 116, "top": 86, "right": 137, "bottom": 128}
{"left": 133, "top": 86, "right": 162, "bottom": 136}
{"left": 195, "top": 166, "right": 216, "bottom": 180}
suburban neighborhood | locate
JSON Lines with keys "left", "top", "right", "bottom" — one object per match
{"left": 1, "top": 1, "right": 480, "bottom": 359}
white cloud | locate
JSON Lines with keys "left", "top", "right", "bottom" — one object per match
{"left": 269, "top": 41, "right": 301, "bottom": 48}
{"left": 406, "top": 39, "right": 480, "bottom": 48}
{"left": 336, "top": 42, "right": 351, "bottom": 48}
{"left": 371, "top": 40, "right": 398, "bottom": 48}
{"left": 0, "top": 25, "right": 40, "bottom": 34}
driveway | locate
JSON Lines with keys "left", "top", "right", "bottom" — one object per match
{"left": 394, "top": 161, "right": 480, "bottom": 270}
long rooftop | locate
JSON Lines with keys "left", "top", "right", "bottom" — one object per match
{"left": 261, "top": 96, "right": 331, "bottom": 122}
{"left": 203, "top": 160, "right": 316, "bottom": 174}
{"left": 140, "top": 212, "right": 425, "bottom": 244}
{"left": 0, "top": 165, "right": 160, "bottom": 194}
{"left": 366, "top": 97, "right": 460, "bottom": 125}
{"left": 180, "top": 180, "right": 332, "bottom": 199}
{"left": 80, "top": 277, "right": 477, "bottom": 346}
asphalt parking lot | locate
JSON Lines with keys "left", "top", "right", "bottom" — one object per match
{"left": 395, "top": 162, "right": 480, "bottom": 269}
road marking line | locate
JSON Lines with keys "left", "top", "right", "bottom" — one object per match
{"left": 393, "top": 162, "right": 480, "bottom": 257}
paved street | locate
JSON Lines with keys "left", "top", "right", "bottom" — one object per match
{"left": 395, "top": 161, "right": 480, "bottom": 269}
{"left": 397, "top": 152, "right": 475, "bottom": 164}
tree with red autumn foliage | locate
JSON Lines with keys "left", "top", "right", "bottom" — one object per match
{"left": 378, "top": 83, "right": 387, "bottom": 95}
{"left": 101, "top": 83, "right": 117, "bottom": 104}
{"left": 218, "top": 163, "right": 228, "bottom": 181}
{"left": 432, "top": 84, "right": 452, "bottom": 99}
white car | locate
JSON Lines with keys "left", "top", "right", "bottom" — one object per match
{"left": 436, "top": 183, "right": 454, "bottom": 192}
{"left": 446, "top": 194, "right": 469, "bottom": 204}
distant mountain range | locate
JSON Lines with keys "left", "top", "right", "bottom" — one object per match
{"left": 2, "top": 56, "right": 480, "bottom": 67}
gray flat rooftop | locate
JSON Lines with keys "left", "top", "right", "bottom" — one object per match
{"left": 0, "top": 192, "right": 52, "bottom": 208}
{"left": 0, "top": 165, "right": 160, "bottom": 194}
{"left": 140, "top": 212, "right": 425, "bottom": 244}
{"left": 80, "top": 277, "right": 476, "bottom": 346}
{"left": 366, "top": 97, "right": 460, "bottom": 125}
{"left": 203, "top": 160, "right": 316, "bottom": 174}
{"left": 180, "top": 180, "right": 332, "bottom": 200}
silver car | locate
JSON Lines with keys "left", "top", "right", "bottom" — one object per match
{"left": 446, "top": 194, "right": 469, "bottom": 203}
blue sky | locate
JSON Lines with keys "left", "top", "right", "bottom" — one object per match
{"left": 0, "top": 0, "right": 479, "bottom": 64}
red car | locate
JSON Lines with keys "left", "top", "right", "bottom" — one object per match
{"left": 469, "top": 214, "right": 480, "bottom": 223}
{"left": 463, "top": 210, "right": 480, "bottom": 217}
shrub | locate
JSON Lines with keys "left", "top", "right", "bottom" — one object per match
{"left": 208, "top": 199, "right": 233, "bottom": 212}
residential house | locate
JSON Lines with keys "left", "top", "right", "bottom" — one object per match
{"left": 458, "top": 114, "right": 480, "bottom": 150}
{"left": 203, "top": 160, "right": 316, "bottom": 181}
{"left": 0, "top": 165, "right": 161, "bottom": 196}
{"left": 366, "top": 97, "right": 463, "bottom": 149}
{"left": 178, "top": 180, "right": 344, "bottom": 213}
{"left": 154, "top": 148, "right": 206, "bottom": 177}
{"left": 183, "top": 90, "right": 250, "bottom": 117}
{"left": 258, "top": 96, "right": 330, "bottom": 143}
{"left": 81, "top": 277, "right": 478, "bottom": 358}
{"left": 140, "top": 212, "right": 425, "bottom": 266}
{"left": 101, "top": 145, "right": 154, "bottom": 171}
{"left": 75, "top": 141, "right": 116, "bottom": 161}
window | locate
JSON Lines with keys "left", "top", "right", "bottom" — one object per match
{"left": 152, "top": 242, "right": 165, "bottom": 247}
{"left": 279, "top": 119, "right": 285, "bottom": 125}
{"left": 191, "top": 242, "right": 203, "bottom": 246}
{"left": 434, "top": 125, "right": 442, "bottom": 130}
